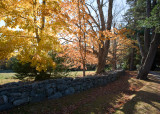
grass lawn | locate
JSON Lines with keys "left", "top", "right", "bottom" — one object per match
{"left": 68, "top": 71, "right": 95, "bottom": 78}
{"left": 115, "top": 72, "right": 160, "bottom": 114}
{"left": 2, "top": 71, "right": 156, "bottom": 114}
{"left": 1, "top": 71, "right": 160, "bottom": 114}
{"left": 0, "top": 71, "right": 96, "bottom": 85}
{"left": 0, "top": 73, "right": 18, "bottom": 85}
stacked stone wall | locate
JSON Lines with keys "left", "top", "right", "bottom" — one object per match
{"left": 0, "top": 70, "right": 125, "bottom": 111}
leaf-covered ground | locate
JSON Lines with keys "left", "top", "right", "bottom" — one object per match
{"left": 115, "top": 72, "right": 160, "bottom": 114}
{"left": 1, "top": 71, "right": 160, "bottom": 114}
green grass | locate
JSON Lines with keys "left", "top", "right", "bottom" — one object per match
{"left": 2, "top": 71, "right": 145, "bottom": 114}
{"left": 68, "top": 71, "right": 95, "bottom": 78}
{"left": 0, "top": 73, "right": 18, "bottom": 85}
{"left": 115, "top": 73, "right": 160, "bottom": 114}
{"left": 0, "top": 71, "right": 96, "bottom": 85}
{"left": 2, "top": 71, "right": 160, "bottom": 114}
{"left": 1, "top": 71, "right": 160, "bottom": 114}
{"left": 0, "top": 73, "right": 16, "bottom": 79}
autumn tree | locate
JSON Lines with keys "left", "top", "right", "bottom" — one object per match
{"left": 92, "top": 0, "right": 114, "bottom": 74}
{"left": 58, "top": 0, "right": 88, "bottom": 76}
{"left": 60, "top": 0, "right": 114, "bottom": 74}
{"left": 0, "top": 0, "right": 68, "bottom": 75}
{"left": 59, "top": 0, "right": 136, "bottom": 76}
{"left": 108, "top": 32, "right": 137, "bottom": 70}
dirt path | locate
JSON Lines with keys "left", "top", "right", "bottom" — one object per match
{"left": 115, "top": 72, "right": 160, "bottom": 114}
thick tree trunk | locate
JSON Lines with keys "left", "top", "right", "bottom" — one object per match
{"left": 96, "top": 47, "right": 107, "bottom": 74}
{"left": 143, "top": 0, "right": 151, "bottom": 62}
{"left": 136, "top": 0, "right": 159, "bottom": 80}
{"left": 137, "top": 33, "right": 160, "bottom": 80}
{"left": 137, "top": 0, "right": 151, "bottom": 65}
{"left": 96, "top": 0, "right": 113, "bottom": 74}
{"left": 137, "top": 33, "right": 145, "bottom": 64}
{"left": 144, "top": 28, "right": 151, "bottom": 52}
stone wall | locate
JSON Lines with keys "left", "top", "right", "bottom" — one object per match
{"left": 0, "top": 70, "right": 125, "bottom": 111}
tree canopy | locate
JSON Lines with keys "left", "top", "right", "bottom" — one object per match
{"left": 0, "top": 0, "right": 68, "bottom": 71}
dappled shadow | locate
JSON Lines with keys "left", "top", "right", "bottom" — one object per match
{"left": 2, "top": 72, "right": 134, "bottom": 114}
{"left": 147, "top": 72, "right": 160, "bottom": 84}
{"left": 117, "top": 73, "right": 160, "bottom": 114}
{"left": 119, "top": 91, "right": 160, "bottom": 114}
{"left": 70, "top": 74, "right": 131, "bottom": 114}
{"left": 2, "top": 71, "right": 146, "bottom": 114}
{"left": 0, "top": 70, "right": 14, "bottom": 73}
{"left": 52, "top": 72, "right": 143, "bottom": 114}
{"left": 2, "top": 71, "right": 159, "bottom": 114}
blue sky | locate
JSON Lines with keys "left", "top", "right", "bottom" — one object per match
{"left": 0, "top": 20, "right": 5, "bottom": 27}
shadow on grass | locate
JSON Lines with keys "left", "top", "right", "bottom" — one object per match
{"left": 0, "top": 70, "right": 14, "bottom": 73}
{"left": 147, "top": 73, "right": 160, "bottom": 84}
{"left": 118, "top": 91, "right": 160, "bottom": 114}
{"left": 3, "top": 71, "right": 160, "bottom": 114}
{"left": 3, "top": 72, "right": 144, "bottom": 114}
{"left": 116, "top": 73, "right": 160, "bottom": 114}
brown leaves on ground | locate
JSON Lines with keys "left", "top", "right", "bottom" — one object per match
{"left": 58, "top": 71, "right": 144, "bottom": 114}
{"left": 3, "top": 71, "right": 145, "bottom": 114}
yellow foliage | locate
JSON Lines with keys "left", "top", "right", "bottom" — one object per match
{"left": 0, "top": 0, "right": 67, "bottom": 71}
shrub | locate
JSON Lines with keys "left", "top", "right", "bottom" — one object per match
{"left": 11, "top": 53, "right": 69, "bottom": 81}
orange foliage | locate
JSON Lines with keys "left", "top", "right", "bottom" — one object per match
{"left": 59, "top": 0, "right": 136, "bottom": 69}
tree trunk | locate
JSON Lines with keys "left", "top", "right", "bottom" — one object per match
{"left": 137, "top": 33, "right": 160, "bottom": 80}
{"left": 96, "top": 0, "right": 113, "bottom": 74}
{"left": 83, "top": 60, "right": 86, "bottom": 77}
{"left": 136, "top": 0, "right": 159, "bottom": 80}
{"left": 96, "top": 47, "right": 107, "bottom": 74}
{"left": 136, "top": 33, "right": 145, "bottom": 65}
{"left": 83, "top": 30, "right": 86, "bottom": 77}
{"left": 129, "top": 47, "right": 135, "bottom": 71}
{"left": 112, "top": 39, "right": 117, "bottom": 70}
{"left": 106, "top": 0, "right": 113, "bottom": 31}
{"left": 143, "top": 0, "right": 151, "bottom": 62}
{"left": 78, "top": 0, "right": 86, "bottom": 77}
